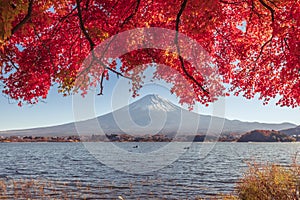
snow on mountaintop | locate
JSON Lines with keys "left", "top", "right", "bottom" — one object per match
{"left": 129, "top": 94, "right": 179, "bottom": 112}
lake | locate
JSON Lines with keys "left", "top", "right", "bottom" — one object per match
{"left": 0, "top": 142, "right": 299, "bottom": 199}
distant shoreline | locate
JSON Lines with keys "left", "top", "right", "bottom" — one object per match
{"left": 0, "top": 133, "right": 298, "bottom": 143}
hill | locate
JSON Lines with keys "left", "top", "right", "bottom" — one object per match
{"left": 237, "top": 130, "right": 295, "bottom": 142}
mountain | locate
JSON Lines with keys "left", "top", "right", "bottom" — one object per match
{"left": 281, "top": 126, "right": 300, "bottom": 136}
{"left": 0, "top": 95, "right": 297, "bottom": 136}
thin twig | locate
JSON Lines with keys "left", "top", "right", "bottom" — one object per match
{"left": 255, "top": 36, "right": 273, "bottom": 62}
{"left": 32, "top": 25, "right": 56, "bottom": 70}
{"left": 5, "top": 55, "right": 19, "bottom": 70}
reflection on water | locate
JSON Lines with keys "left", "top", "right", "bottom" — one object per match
{"left": 0, "top": 142, "right": 299, "bottom": 198}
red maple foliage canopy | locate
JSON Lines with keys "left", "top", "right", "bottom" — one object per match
{"left": 0, "top": 0, "right": 299, "bottom": 107}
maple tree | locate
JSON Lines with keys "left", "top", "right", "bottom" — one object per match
{"left": 0, "top": 0, "right": 299, "bottom": 107}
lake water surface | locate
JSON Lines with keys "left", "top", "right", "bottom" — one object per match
{"left": 0, "top": 142, "right": 299, "bottom": 199}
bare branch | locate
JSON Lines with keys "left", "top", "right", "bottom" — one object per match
{"left": 98, "top": 72, "right": 105, "bottom": 95}
{"left": 106, "top": 67, "right": 121, "bottom": 78}
{"left": 11, "top": 0, "right": 34, "bottom": 35}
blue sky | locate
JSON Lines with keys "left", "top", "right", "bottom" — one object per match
{"left": 0, "top": 72, "right": 299, "bottom": 131}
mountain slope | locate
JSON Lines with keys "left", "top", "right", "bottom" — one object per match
{"left": 0, "top": 95, "right": 297, "bottom": 136}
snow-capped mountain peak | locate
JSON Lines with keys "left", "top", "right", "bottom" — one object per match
{"left": 129, "top": 94, "right": 178, "bottom": 112}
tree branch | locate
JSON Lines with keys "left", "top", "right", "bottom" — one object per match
{"left": 258, "top": 0, "right": 275, "bottom": 22}
{"left": 11, "top": 0, "right": 34, "bottom": 35}
{"left": 255, "top": 36, "right": 273, "bottom": 62}
{"left": 266, "top": 0, "right": 279, "bottom": 9}
{"left": 283, "top": 38, "right": 290, "bottom": 50}
{"left": 219, "top": 0, "right": 245, "bottom": 5}
{"left": 51, "top": 6, "right": 78, "bottom": 37}
{"left": 174, "top": 0, "right": 209, "bottom": 95}
{"left": 248, "top": 0, "right": 263, "bottom": 24}
{"left": 175, "top": 0, "right": 188, "bottom": 36}
{"left": 6, "top": 55, "right": 19, "bottom": 70}
{"left": 32, "top": 25, "right": 56, "bottom": 70}
{"left": 98, "top": 72, "right": 105, "bottom": 95}
{"left": 85, "top": 0, "right": 90, "bottom": 11}
{"left": 76, "top": 0, "right": 95, "bottom": 50}
{"left": 75, "top": 0, "right": 130, "bottom": 86}
{"left": 76, "top": 0, "right": 141, "bottom": 79}
{"left": 121, "top": 0, "right": 141, "bottom": 27}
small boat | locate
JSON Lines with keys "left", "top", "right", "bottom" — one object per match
{"left": 133, "top": 145, "right": 138, "bottom": 148}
